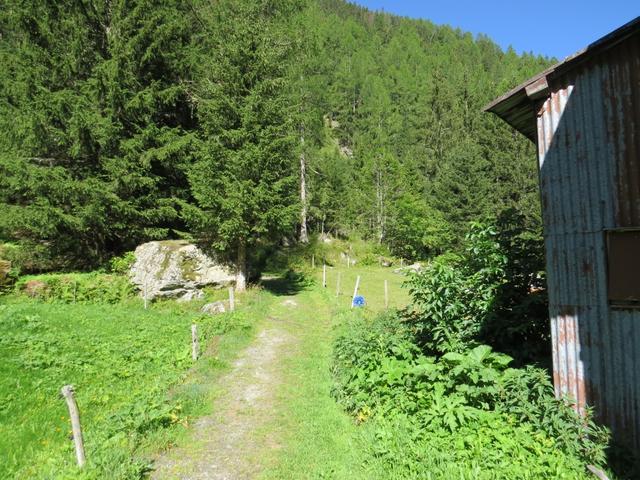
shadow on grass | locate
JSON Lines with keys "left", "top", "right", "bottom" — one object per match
{"left": 260, "top": 271, "right": 309, "bottom": 296}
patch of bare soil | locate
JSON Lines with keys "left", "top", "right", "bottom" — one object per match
{"left": 151, "top": 325, "right": 295, "bottom": 480}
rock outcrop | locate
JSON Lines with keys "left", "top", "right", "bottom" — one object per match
{"left": 130, "top": 240, "right": 234, "bottom": 300}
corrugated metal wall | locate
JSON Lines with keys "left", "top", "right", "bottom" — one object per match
{"left": 536, "top": 32, "right": 640, "bottom": 449}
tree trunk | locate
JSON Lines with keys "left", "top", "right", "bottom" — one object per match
{"left": 299, "top": 129, "right": 309, "bottom": 243}
{"left": 376, "top": 168, "right": 385, "bottom": 244}
{"left": 300, "top": 149, "right": 309, "bottom": 243}
{"left": 235, "top": 242, "right": 247, "bottom": 292}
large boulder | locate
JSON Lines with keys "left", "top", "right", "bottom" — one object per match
{"left": 130, "top": 240, "right": 234, "bottom": 300}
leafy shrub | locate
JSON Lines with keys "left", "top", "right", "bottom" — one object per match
{"left": 358, "top": 253, "right": 382, "bottom": 266}
{"left": 332, "top": 313, "right": 610, "bottom": 472}
{"left": 385, "top": 193, "right": 454, "bottom": 261}
{"left": 15, "top": 272, "right": 135, "bottom": 304}
{"left": 404, "top": 222, "right": 506, "bottom": 354}
{"left": 0, "top": 244, "right": 24, "bottom": 286}
{"left": 481, "top": 209, "right": 550, "bottom": 365}
{"left": 0, "top": 241, "right": 60, "bottom": 273}
{"left": 361, "top": 411, "right": 589, "bottom": 480}
{"left": 497, "top": 366, "right": 610, "bottom": 466}
{"left": 404, "top": 218, "right": 551, "bottom": 366}
{"left": 332, "top": 311, "right": 421, "bottom": 416}
{"left": 0, "top": 259, "right": 17, "bottom": 291}
{"left": 109, "top": 251, "right": 136, "bottom": 274}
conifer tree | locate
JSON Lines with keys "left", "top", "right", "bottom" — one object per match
{"left": 185, "top": 0, "right": 302, "bottom": 291}
{"left": 0, "top": 0, "right": 199, "bottom": 268}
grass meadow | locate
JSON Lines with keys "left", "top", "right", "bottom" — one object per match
{"left": 0, "top": 290, "right": 262, "bottom": 479}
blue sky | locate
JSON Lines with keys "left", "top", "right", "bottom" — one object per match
{"left": 351, "top": 1, "right": 639, "bottom": 60}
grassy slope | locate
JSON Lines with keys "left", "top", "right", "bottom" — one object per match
{"left": 313, "top": 264, "right": 411, "bottom": 312}
{"left": 1, "top": 264, "right": 603, "bottom": 479}
{"left": 0, "top": 289, "right": 263, "bottom": 479}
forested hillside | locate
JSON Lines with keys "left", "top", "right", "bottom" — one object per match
{"left": 0, "top": 0, "right": 552, "bottom": 274}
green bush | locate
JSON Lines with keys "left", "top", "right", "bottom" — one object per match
{"left": 385, "top": 193, "right": 454, "bottom": 261}
{"left": 15, "top": 272, "right": 135, "bottom": 304}
{"left": 0, "top": 241, "right": 59, "bottom": 273}
{"left": 109, "top": 251, "right": 136, "bottom": 274}
{"left": 404, "top": 223, "right": 506, "bottom": 354}
{"left": 0, "top": 260, "right": 17, "bottom": 291}
{"left": 361, "top": 411, "right": 589, "bottom": 479}
{"left": 497, "top": 366, "right": 609, "bottom": 466}
{"left": 0, "top": 244, "right": 22, "bottom": 285}
{"left": 332, "top": 313, "right": 610, "bottom": 474}
{"left": 482, "top": 209, "right": 550, "bottom": 365}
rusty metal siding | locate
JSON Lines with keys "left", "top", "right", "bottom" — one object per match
{"left": 536, "top": 32, "right": 640, "bottom": 450}
{"left": 607, "top": 37, "right": 640, "bottom": 227}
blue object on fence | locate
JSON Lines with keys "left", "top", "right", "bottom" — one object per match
{"left": 352, "top": 295, "right": 365, "bottom": 308}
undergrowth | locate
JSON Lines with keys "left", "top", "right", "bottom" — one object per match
{"left": 14, "top": 272, "right": 135, "bottom": 304}
{"left": 331, "top": 221, "right": 613, "bottom": 479}
{"left": 332, "top": 312, "right": 609, "bottom": 479}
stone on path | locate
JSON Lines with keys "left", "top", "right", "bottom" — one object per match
{"left": 201, "top": 301, "right": 227, "bottom": 315}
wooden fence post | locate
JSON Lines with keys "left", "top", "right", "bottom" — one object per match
{"left": 228, "top": 287, "right": 235, "bottom": 312}
{"left": 351, "top": 275, "right": 361, "bottom": 309}
{"left": 384, "top": 279, "right": 389, "bottom": 309}
{"left": 191, "top": 324, "right": 199, "bottom": 361}
{"left": 312, "top": 254, "right": 315, "bottom": 269}
{"left": 336, "top": 271, "right": 341, "bottom": 297}
{"left": 61, "top": 385, "right": 86, "bottom": 468}
{"left": 322, "top": 264, "right": 327, "bottom": 288}
{"left": 143, "top": 280, "right": 148, "bottom": 310}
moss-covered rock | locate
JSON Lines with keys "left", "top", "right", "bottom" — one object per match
{"left": 130, "top": 240, "right": 234, "bottom": 300}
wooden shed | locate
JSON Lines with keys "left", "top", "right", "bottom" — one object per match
{"left": 486, "top": 17, "right": 640, "bottom": 451}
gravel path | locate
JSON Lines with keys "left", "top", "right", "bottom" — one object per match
{"left": 151, "top": 315, "right": 296, "bottom": 480}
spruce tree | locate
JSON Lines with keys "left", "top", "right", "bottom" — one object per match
{"left": 185, "top": 0, "right": 302, "bottom": 291}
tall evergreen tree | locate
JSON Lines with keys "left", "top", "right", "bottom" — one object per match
{"left": 184, "top": 0, "right": 302, "bottom": 291}
{"left": 0, "top": 0, "right": 199, "bottom": 269}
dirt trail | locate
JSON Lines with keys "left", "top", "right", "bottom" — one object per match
{"left": 152, "top": 303, "right": 298, "bottom": 480}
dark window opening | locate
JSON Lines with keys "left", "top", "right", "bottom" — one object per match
{"left": 607, "top": 229, "right": 640, "bottom": 307}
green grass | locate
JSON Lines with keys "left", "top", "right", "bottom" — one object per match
{"left": 256, "top": 289, "right": 367, "bottom": 479}
{"left": 312, "top": 265, "right": 411, "bottom": 311}
{"left": 257, "top": 272, "right": 412, "bottom": 479}
{"left": 0, "top": 288, "right": 261, "bottom": 479}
